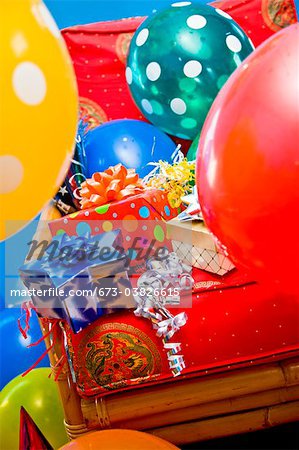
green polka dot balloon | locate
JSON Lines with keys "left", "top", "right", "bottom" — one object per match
{"left": 126, "top": 2, "right": 254, "bottom": 140}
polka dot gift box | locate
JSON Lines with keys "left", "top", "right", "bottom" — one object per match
{"left": 48, "top": 189, "right": 182, "bottom": 273}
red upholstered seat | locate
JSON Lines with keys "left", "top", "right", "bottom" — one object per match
{"left": 60, "top": 10, "right": 299, "bottom": 399}
{"left": 62, "top": 0, "right": 297, "bottom": 132}
{"left": 65, "top": 266, "right": 299, "bottom": 398}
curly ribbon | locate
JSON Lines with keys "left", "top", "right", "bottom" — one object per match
{"left": 134, "top": 247, "right": 190, "bottom": 377}
{"left": 136, "top": 250, "right": 189, "bottom": 376}
{"left": 163, "top": 342, "right": 185, "bottom": 377}
{"left": 134, "top": 301, "right": 151, "bottom": 319}
{"left": 80, "top": 164, "right": 144, "bottom": 209}
{"left": 18, "top": 301, "right": 36, "bottom": 339}
{"left": 143, "top": 146, "right": 195, "bottom": 208}
{"left": 21, "top": 319, "right": 60, "bottom": 378}
{"left": 155, "top": 312, "right": 187, "bottom": 340}
{"left": 168, "top": 355, "right": 186, "bottom": 377}
{"left": 177, "top": 185, "right": 203, "bottom": 221}
{"left": 137, "top": 250, "right": 194, "bottom": 306}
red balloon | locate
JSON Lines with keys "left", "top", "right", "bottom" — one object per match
{"left": 197, "top": 24, "right": 299, "bottom": 289}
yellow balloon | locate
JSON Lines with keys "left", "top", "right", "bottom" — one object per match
{"left": 0, "top": 0, "right": 78, "bottom": 241}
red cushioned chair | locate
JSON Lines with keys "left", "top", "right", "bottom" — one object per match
{"left": 38, "top": 8, "right": 299, "bottom": 445}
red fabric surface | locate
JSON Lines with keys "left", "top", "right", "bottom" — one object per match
{"left": 61, "top": 2, "right": 297, "bottom": 154}
{"left": 210, "top": 0, "right": 297, "bottom": 47}
{"left": 62, "top": 1, "right": 298, "bottom": 131}
{"left": 191, "top": 266, "right": 253, "bottom": 294}
{"left": 59, "top": 9, "right": 299, "bottom": 398}
{"left": 61, "top": 17, "right": 192, "bottom": 153}
{"left": 66, "top": 312, "right": 169, "bottom": 397}
{"left": 62, "top": 18, "right": 145, "bottom": 126}
{"left": 66, "top": 278, "right": 299, "bottom": 398}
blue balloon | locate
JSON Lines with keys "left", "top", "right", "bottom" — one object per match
{"left": 0, "top": 308, "right": 50, "bottom": 389}
{"left": 0, "top": 241, "right": 4, "bottom": 311}
{"left": 84, "top": 119, "right": 177, "bottom": 178}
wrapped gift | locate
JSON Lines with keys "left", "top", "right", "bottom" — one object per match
{"left": 49, "top": 189, "right": 182, "bottom": 273}
{"left": 167, "top": 218, "right": 235, "bottom": 276}
{"left": 19, "top": 231, "right": 135, "bottom": 333}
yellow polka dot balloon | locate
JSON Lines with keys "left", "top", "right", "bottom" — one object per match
{"left": 0, "top": 0, "right": 78, "bottom": 240}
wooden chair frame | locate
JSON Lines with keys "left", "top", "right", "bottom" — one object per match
{"left": 36, "top": 205, "right": 299, "bottom": 446}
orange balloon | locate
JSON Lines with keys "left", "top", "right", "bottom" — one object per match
{"left": 59, "top": 430, "right": 180, "bottom": 450}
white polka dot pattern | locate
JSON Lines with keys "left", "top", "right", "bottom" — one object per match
{"left": 141, "top": 98, "right": 153, "bottom": 114}
{"left": 32, "top": 2, "right": 61, "bottom": 38}
{"left": 170, "top": 98, "right": 187, "bottom": 115}
{"left": 0, "top": 155, "right": 24, "bottom": 194}
{"left": 136, "top": 28, "right": 149, "bottom": 47}
{"left": 187, "top": 15, "right": 207, "bottom": 30}
{"left": 172, "top": 1, "right": 191, "bottom": 6}
{"left": 146, "top": 62, "right": 161, "bottom": 81}
{"left": 13, "top": 62, "right": 47, "bottom": 105}
{"left": 125, "top": 67, "right": 133, "bottom": 85}
{"left": 226, "top": 35, "right": 242, "bottom": 52}
{"left": 183, "top": 60, "right": 202, "bottom": 78}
